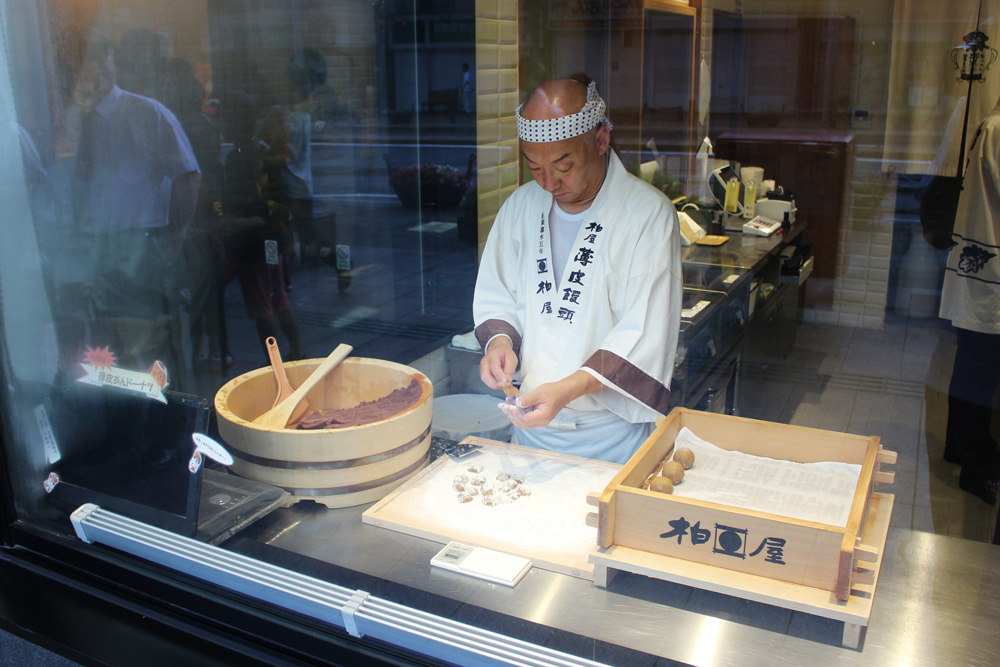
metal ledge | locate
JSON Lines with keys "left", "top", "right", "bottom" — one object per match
{"left": 71, "top": 504, "right": 606, "bottom": 667}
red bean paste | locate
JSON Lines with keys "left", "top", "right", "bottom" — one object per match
{"left": 296, "top": 377, "right": 422, "bottom": 429}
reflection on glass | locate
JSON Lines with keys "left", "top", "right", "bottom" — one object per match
{"left": 1, "top": 0, "right": 479, "bottom": 535}
{"left": 0, "top": 0, "right": 995, "bottom": 631}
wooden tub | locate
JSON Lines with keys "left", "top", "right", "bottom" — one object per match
{"left": 215, "top": 357, "right": 433, "bottom": 508}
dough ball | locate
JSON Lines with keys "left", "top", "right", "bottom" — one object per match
{"left": 662, "top": 460, "right": 685, "bottom": 484}
{"left": 457, "top": 492, "right": 473, "bottom": 503}
{"left": 673, "top": 447, "right": 695, "bottom": 469}
{"left": 649, "top": 476, "right": 674, "bottom": 494}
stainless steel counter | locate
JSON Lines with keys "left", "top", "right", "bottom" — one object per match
{"left": 674, "top": 223, "right": 806, "bottom": 415}
{"left": 681, "top": 222, "right": 806, "bottom": 289}
{"left": 228, "top": 494, "right": 1000, "bottom": 666}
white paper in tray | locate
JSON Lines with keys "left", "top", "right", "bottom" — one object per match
{"left": 671, "top": 427, "right": 862, "bottom": 527}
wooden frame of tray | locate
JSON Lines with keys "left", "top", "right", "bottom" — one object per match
{"left": 591, "top": 409, "right": 896, "bottom": 601}
{"left": 588, "top": 491, "right": 893, "bottom": 649}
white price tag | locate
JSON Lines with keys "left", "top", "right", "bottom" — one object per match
{"left": 192, "top": 433, "right": 234, "bottom": 466}
{"left": 77, "top": 363, "right": 167, "bottom": 403}
{"left": 430, "top": 541, "right": 531, "bottom": 587}
{"left": 681, "top": 299, "right": 711, "bottom": 319}
{"left": 35, "top": 405, "right": 61, "bottom": 464}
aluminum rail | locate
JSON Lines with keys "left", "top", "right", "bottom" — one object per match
{"left": 70, "top": 503, "right": 606, "bottom": 667}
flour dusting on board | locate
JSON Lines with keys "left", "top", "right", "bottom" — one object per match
{"left": 362, "top": 442, "right": 620, "bottom": 578}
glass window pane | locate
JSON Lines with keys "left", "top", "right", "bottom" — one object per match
{"left": 1, "top": 6, "right": 999, "bottom": 663}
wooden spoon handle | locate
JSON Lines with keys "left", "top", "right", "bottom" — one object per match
{"left": 253, "top": 344, "right": 353, "bottom": 429}
{"left": 266, "top": 337, "right": 294, "bottom": 407}
{"left": 292, "top": 344, "right": 352, "bottom": 400}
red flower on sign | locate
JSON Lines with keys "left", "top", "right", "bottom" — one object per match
{"left": 83, "top": 345, "right": 117, "bottom": 370}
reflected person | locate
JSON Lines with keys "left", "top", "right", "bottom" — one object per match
{"left": 257, "top": 50, "right": 322, "bottom": 289}
{"left": 161, "top": 57, "right": 230, "bottom": 373}
{"left": 940, "top": 94, "right": 1000, "bottom": 505}
{"left": 115, "top": 28, "right": 165, "bottom": 100}
{"left": 219, "top": 91, "right": 303, "bottom": 363}
{"left": 53, "top": 30, "right": 200, "bottom": 387}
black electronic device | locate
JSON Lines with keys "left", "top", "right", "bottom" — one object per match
{"left": 46, "top": 386, "right": 209, "bottom": 537}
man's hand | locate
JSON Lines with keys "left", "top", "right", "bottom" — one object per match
{"left": 480, "top": 336, "right": 518, "bottom": 390}
{"left": 500, "top": 370, "right": 602, "bottom": 429}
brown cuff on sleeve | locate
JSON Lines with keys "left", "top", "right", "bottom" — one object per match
{"left": 475, "top": 319, "right": 522, "bottom": 355}
{"left": 583, "top": 349, "right": 671, "bottom": 415}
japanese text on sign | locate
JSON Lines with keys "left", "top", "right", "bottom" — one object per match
{"left": 659, "top": 516, "right": 788, "bottom": 565}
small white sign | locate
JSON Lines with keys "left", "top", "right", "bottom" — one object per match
{"left": 192, "top": 433, "right": 234, "bottom": 466}
{"left": 77, "top": 363, "right": 167, "bottom": 403}
{"left": 430, "top": 541, "right": 531, "bottom": 587}
{"left": 335, "top": 244, "right": 351, "bottom": 271}
{"left": 43, "top": 472, "right": 60, "bottom": 494}
{"left": 188, "top": 450, "right": 203, "bottom": 474}
{"left": 681, "top": 299, "right": 711, "bottom": 319}
{"left": 265, "top": 239, "right": 280, "bottom": 265}
{"left": 34, "top": 405, "right": 61, "bottom": 464}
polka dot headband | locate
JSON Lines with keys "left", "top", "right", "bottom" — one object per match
{"left": 515, "top": 81, "right": 613, "bottom": 143}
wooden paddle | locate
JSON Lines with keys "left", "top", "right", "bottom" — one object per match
{"left": 266, "top": 337, "right": 310, "bottom": 425}
{"left": 252, "top": 343, "right": 353, "bottom": 429}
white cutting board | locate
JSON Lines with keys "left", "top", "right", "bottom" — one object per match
{"left": 362, "top": 437, "right": 620, "bottom": 580}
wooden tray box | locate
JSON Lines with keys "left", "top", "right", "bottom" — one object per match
{"left": 592, "top": 408, "right": 895, "bottom": 601}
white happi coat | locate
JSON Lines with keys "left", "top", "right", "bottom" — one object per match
{"left": 474, "top": 150, "right": 682, "bottom": 443}
{"left": 941, "top": 103, "right": 1000, "bottom": 334}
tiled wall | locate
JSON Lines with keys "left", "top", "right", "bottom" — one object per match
{"left": 474, "top": 0, "right": 520, "bottom": 257}
{"left": 301, "top": 0, "right": 377, "bottom": 120}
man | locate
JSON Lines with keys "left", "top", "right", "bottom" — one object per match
{"left": 53, "top": 30, "right": 201, "bottom": 388}
{"left": 940, "top": 95, "right": 1000, "bottom": 505}
{"left": 461, "top": 63, "right": 474, "bottom": 114}
{"left": 473, "top": 79, "right": 682, "bottom": 464}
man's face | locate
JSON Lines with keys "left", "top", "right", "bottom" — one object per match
{"left": 74, "top": 52, "right": 115, "bottom": 111}
{"left": 521, "top": 124, "right": 609, "bottom": 214}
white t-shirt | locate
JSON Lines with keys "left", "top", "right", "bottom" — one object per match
{"left": 548, "top": 202, "right": 589, "bottom": 287}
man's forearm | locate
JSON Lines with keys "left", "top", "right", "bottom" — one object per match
{"left": 558, "top": 369, "right": 603, "bottom": 404}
